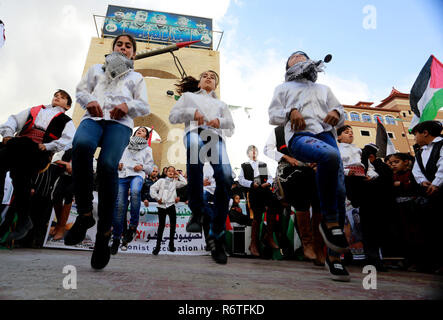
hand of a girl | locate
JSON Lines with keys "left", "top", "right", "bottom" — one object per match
{"left": 158, "top": 199, "right": 163, "bottom": 204}
{"left": 86, "top": 101, "right": 103, "bottom": 117}
{"left": 194, "top": 110, "right": 205, "bottom": 125}
{"left": 207, "top": 118, "right": 220, "bottom": 128}
{"left": 110, "top": 103, "right": 128, "bottom": 120}
{"left": 323, "top": 110, "right": 340, "bottom": 126}
{"left": 134, "top": 165, "right": 143, "bottom": 172}
{"left": 118, "top": 163, "right": 123, "bottom": 170}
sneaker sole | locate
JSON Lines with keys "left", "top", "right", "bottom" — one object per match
{"left": 324, "top": 261, "right": 351, "bottom": 282}
{"left": 319, "top": 224, "right": 349, "bottom": 254}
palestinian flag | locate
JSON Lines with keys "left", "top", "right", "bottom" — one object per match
{"left": 409, "top": 55, "right": 443, "bottom": 130}
{"left": 376, "top": 116, "right": 396, "bottom": 157}
{"left": 285, "top": 209, "right": 302, "bottom": 252}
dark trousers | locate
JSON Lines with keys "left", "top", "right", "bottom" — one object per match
{"left": 248, "top": 186, "right": 274, "bottom": 223}
{"left": 156, "top": 205, "right": 177, "bottom": 247}
{"left": 0, "top": 137, "right": 52, "bottom": 234}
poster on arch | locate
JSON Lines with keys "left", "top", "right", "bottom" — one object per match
{"left": 102, "top": 4, "right": 213, "bottom": 49}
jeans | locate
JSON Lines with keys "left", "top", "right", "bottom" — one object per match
{"left": 112, "top": 175, "right": 144, "bottom": 239}
{"left": 288, "top": 131, "right": 346, "bottom": 224}
{"left": 185, "top": 130, "right": 233, "bottom": 236}
{"left": 72, "top": 119, "right": 131, "bottom": 234}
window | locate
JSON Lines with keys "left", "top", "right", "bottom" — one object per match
{"left": 403, "top": 112, "right": 407, "bottom": 117}
{"left": 388, "top": 132, "right": 394, "bottom": 139}
{"left": 402, "top": 133, "right": 405, "bottom": 137}
{"left": 408, "top": 110, "right": 412, "bottom": 115}
{"left": 361, "top": 130, "right": 370, "bottom": 136}
{"left": 362, "top": 113, "right": 372, "bottom": 123}
{"left": 344, "top": 112, "right": 349, "bottom": 121}
{"left": 350, "top": 112, "right": 360, "bottom": 122}
{"left": 385, "top": 115, "right": 396, "bottom": 125}
{"left": 373, "top": 114, "right": 384, "bottom": 124}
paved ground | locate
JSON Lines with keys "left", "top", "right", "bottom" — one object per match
{"left": 0, "top": 248, "right": 442, "bottom": 300}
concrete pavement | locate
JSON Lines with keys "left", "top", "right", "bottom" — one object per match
{"left": 0, "top": 248, "right": 442, "bottom": 300}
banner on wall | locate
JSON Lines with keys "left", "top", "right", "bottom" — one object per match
{"left": 103, "top": 5, "right": 213, "bottom": 49}
{"left": 43, "top": 192, "right": 208, "bottom": 255}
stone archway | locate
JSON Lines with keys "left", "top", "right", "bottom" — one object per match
{"left": 134, "top": 113, "right": 186, "bottom": 171}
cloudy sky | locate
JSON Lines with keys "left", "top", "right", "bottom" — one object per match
{"left": 0, "top": 0, "right": 442, "bottom": 175}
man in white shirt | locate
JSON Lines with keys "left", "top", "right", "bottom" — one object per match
{"left": 238, "top": 145, "right": 277, "bottom": 256}
{"left": 0, "top": 90, "right": 75, "bottom": 242}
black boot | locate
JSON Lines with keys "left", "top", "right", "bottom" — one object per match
{"left": 207, "top": 236, "right": 228, "bottom": 264}
{"left": 186, "top": 210, "right": 203, "bottom": 233}
{"left": 123, "top": 225, "right": 137, "bottom": 244}
{"left": 152, "top": 243, "right": 161, "bottom": 255}
{"left": 168, "top": 241, "right": 176, "bottom": 252}
{"left": 64, "top": 214, "right": 95, "bottom": 246}
{"left": 110, "top": 238, "right": 120, "bottom": 255}
{"left": 91, "top": 232, "right": 111, "bottom": 270}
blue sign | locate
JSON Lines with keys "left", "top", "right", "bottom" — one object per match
{"left": 103, "top": 5, "right": 213, "bottom": 49}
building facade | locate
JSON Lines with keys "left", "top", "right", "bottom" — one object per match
{"left": 343, "top": 87, "right": 443, "bottom": 155}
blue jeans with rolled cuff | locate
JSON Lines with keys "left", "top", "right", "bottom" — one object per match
{"left": 112, "top": 175, "right": 144, "bottom": 239}
{"left": 288, "top": 131, "right": 346, "bottom": 225}
{"left": 185, "top": 130, "right": 232, "bottom": 237}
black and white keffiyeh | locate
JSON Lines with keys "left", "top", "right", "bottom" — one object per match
{"left": 128, "top": 136, "right": 148, "bottom": 152}
{"left": 102, "top": 51, "right": 134, "bottom": 80}
{"left": 285, "top": 59, "right": 324, "bottom": 83}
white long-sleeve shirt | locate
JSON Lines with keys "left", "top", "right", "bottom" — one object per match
{"left": 0, "top": 105, "right": 75, "bottom": 153}
{"left": 338, "top": 142, "right": 378, "bottom": 179}
{"left": 203, "top": 162, "right": 216, "bottom": 195}
{"left": 118, "top": 145, "right": 154, "bottom": 179}
{"left": 268, "top": 80, "right": 344, "bottom": 145}
{"left": 412, "top": 136, "right": 443, "bottom": 187}
{"left": 150, "top": 175, "right": 187, "bottom": 209}
{"left": 238, "top": 159, "right": 273, "bottom": 188}
{"left": 263, "top": 129, "right": 286, "bottom": 163}
{"left": 76, "top": 64, "right": 150, "bottom": 129}
{"left": 169, "top": 89, "right": 235, "bottom": 139}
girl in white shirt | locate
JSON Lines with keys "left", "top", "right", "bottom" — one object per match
{"left": 169, "top": 70, "right": 235, "bottom": 264}
{"left": 149, "top": 166, "right": 187, "bottom": 255}
{"left": 111, "top": 126, "right": 154, "bottom": 254}
{"left": 65, "top": 33, "right": 150, "bottom": 270}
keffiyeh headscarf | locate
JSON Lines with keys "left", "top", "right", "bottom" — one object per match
{"left": 102, "top": 51, "right": 134, "bottom": 80}
{"left": 285, "top": 51, "right": 324, "bottom": 83}
{"left": 128, "top": 136, "right": 148, "bottom": 152}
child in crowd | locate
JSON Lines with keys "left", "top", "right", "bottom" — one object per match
{"left": 387, "top": 153, "right": 418, "bottom": 198}
{"left": 228, "top": 194, "right": 251, "bottom": 226}
{"left": 64, "top": 33, "right": 150, "bottom": 270}
{"left": 337, "top": 125, "right": 378, "bottom": 207}
{"left": 169, "top": 70, "right": 235, "bottom": 264}
{"left": 411, "top": 120, "right": 443, "bottom": 273}
{"left": 0, "top": 90, "right": 75, "bottom": 242}
{"left": 268, "top": 50, "right": 349, "bottom": 281}
{"left": 358, "top": 143, "right": 395, "bottom": 270}
{"left": 385, "top": 152, "right": 420, "bottom": 265}
{"left": 149, "top": 166, "right": 187, "bottom": 255}
{"left": 111, "top": 126, "right": 154, "bottom": 255}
